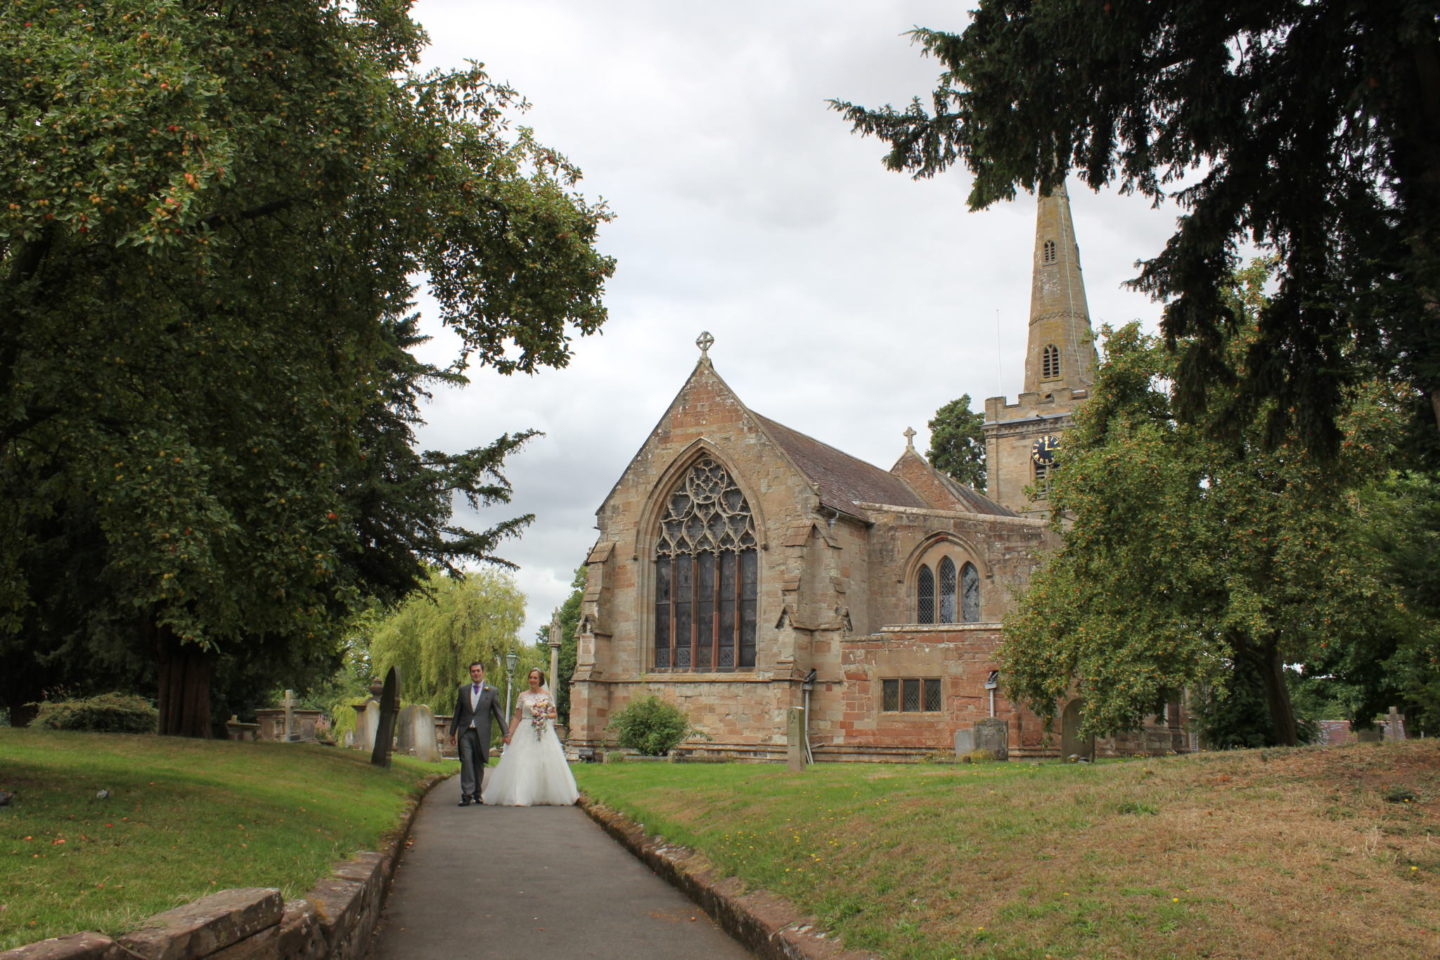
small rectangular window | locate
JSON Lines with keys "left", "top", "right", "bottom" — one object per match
{"left": 882, "top": 679, "right": 899, "bottom": 712}
{"left": 923, "top": 678, "right": 942, "bottom": 712}
{"left": 881, "top": 677, "right": 945, "bottom": 712}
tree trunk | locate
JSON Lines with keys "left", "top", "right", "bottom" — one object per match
{"left": 154, "top": 623, "right": 214, "bottom": 737}
{"left": 1258, "top": 642, "right": 1299, "bottom": 747}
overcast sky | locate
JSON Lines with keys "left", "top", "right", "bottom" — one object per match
{"left": 406, "top": 0, "right": 1183, "bottom": 642}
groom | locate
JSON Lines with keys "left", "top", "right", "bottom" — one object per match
{"left": 449, "top": 661, "right": 509, "bottom": 806}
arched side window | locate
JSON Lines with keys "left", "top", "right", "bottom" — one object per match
{"left": 961, "top": 562, "right": 981, "bottom": 622}
{"left": 1041, "top": 343, "right": 1061, "bottom": 380}
{"left": 1042, "top": 239, "right": 1056, "bottom": 264}
{"left": 654, "top": 457, "right": 757, "bottom": 671}
{"left": 938, "top": 557, "right": 957, "bottom": 623}
{"left": 916, "top": 564, "right": 935, "bottom": 624}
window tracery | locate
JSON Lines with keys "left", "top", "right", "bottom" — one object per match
{"left": 1041, "top": 343, "right": 1061, "bottom": 380}
{"left": 654, "top": 457, "right": 757, "bottom": 671}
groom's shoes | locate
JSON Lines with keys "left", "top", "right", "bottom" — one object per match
{"left": 458, "top": 795, "right": 472, "bottom": 806}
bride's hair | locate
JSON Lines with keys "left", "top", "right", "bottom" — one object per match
{"left": 528, "top": 667, "right": 545, "bottom": 686}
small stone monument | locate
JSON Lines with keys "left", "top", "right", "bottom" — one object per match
{"left": 786, "top": 706, "right": 808, "bottom": 771}
{"left": 974, "top": 717, "right": 1009, "bottom": 761}
{"left": 396, "top": 704, "right": 441, "bottom": 762}
{"left": 953, "top": 728, "right": 976, "bottom": 755}
{"left": 370, "top": 666, "right": 401, "bottom": 768}
{"left": 1384, "top": 706, "right": 1408, "bottom": 741}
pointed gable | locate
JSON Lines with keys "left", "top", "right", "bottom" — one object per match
{"left": 890, "top": 446, "right": 1017, "bottom": 517}
{"left": 750, "top": 413, "right": 927, "bottom": 518}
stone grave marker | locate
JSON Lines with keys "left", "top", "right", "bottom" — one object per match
{"left": 396, "top": 704, "right": 440, "bottom": 762}
{"left": 370, "top": 666, "right": 400, "bottom": 767}
{"left": 974, "top": 717, "right": 1009, "bottom": 761}
{"left": 953, "top": 728, "right": 976, "bottom": 755}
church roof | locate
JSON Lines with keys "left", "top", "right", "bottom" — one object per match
{"left": 750, "top": 412, "right": 928, "bottom": 518}
{"left": 931, "top": 469, "right": 1018, "bottom": 518}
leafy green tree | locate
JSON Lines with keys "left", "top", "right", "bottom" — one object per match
{"left": 833, "top": 0, "right": 1440, "bottom": 455}
{"left": 534, "top": 566, "right": 585, "bottom": 726}
{"left": 1002, "top": 305, "right": 1410, "bottom": 745}
{"left": 926, "top": 394, "right": 986, "bottom": 491}
{"left": 368, "top": 569, "right": 528, "bottom": 716}
{"left": 0, "top": 2, "right": 612, "bottom": 732}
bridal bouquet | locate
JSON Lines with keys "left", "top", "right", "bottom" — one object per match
{"left": 529, "top": 697, "right": 551, "bottom": 740}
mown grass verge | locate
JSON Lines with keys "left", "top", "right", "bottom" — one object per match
{"left": 0, "top": 728, "right": 456, "bottom": 949}
{"left": 574, "top": 740, "right": 1440, "bottom": 960}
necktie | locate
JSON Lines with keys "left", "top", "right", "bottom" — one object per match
{"left": 472, "top": 683, "right": 479, "bottom": 695}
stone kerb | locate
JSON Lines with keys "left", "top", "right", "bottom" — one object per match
{"left": 0, "top": 776, "right": 448, "bottom": 960}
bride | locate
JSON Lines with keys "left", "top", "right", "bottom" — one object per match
{"left": 481, "top": 667, "right": 579, "bottom": 806}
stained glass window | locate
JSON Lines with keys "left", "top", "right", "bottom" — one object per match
{"left": 654, "top": 457, "right": 758, "bottom": 671}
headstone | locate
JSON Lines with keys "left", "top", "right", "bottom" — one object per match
{"left": 358, "top": 701, "right": 379, "bottom": 752}
{"left": 1384, "top": 706, "right": 1407, "bottom": 741}
{"left": 974, "top": 717, "right": 1009, "bottom": 761}
{"left": 281, "top": 689, "right": 298, "bottom": 741}
{"left": 370, "top": 666, "right": 400, "bottom": 767}
{"left": 396, "top": 704, "right": 440, "bottom": 762}
{"left": 786, "top": 706, "right": 808, "bottom": 771}
{"left": 954, "top": 728, "right": 976, "bottom": 755}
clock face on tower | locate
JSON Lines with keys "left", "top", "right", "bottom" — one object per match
{"left": 1031, "top": 435, "right": 1060, "bottom": 465}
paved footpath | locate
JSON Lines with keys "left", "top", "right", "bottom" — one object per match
{"left": 367, "top": 773, "right": 756, "bottom": 960}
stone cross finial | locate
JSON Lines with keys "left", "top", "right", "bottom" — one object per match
{"left": 903, "top": 426, "right": 916, "bottom": 450}
{"left": 696, "top": 330, "right": 714, "bottom": 359}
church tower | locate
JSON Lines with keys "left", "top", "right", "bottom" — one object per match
{"left": 983, "top": 183, "right": 1098, "bottom": 518}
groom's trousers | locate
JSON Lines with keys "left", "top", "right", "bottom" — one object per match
{"left": 458, "top": 727, "right": 486, "bottom": 798}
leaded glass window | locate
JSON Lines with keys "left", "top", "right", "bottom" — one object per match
{"left": 654, "top": 457, "right": 758, "bottom": 671}
{"left": 881, "top": 678, "right": 942, "bottom": 713}
{"left": 961, "top": 562, "right": 981, "bottom": 622}
{"left": 938, "top": 557, "right": 957, "bottom": 623}
{"left": 917, "top": 564, "right": 935, "bottom": 623}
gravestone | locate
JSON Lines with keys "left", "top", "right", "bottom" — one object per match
{"left": 786, "top": 706, "right": 808, "bottom": 771}
{"left": 1384, "top": 706, "right": 1408, "bottom": 741}
{"left": 370, "top": 667, "right": 401, "bottom": 767}
{"left": 396, "top": 704, "right": 440, "bottom": 762}
{"left": 355, "top": 701, "right": 380, "bottom": 752}
{"left": 953, "top": 728, "right": 976, "bottom": 755}
{"left": 974, "top": 718, "right": 1009, "bottom": 761}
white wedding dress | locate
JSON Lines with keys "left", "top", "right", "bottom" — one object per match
{"left": 481, "top": 689, "right": 579, "bottom": 806}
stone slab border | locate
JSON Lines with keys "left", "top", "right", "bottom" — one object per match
{"left": 578, "top": 796, "right": 878, "bottom": 960}
{"left": 1, "top": 774, "right": 449, "bottom": 960}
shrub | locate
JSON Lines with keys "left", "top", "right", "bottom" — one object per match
{"left": 608, "top": 695, "right": 697, "bottom": 756}
{"left": 32, "top": 693, "right": 158, "bottom": 733}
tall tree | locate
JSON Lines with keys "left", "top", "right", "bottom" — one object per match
{"left": 833, "top": 1, "right": 1440, "bottom": 455}
{"left": 1001, "top": 307, "right": 1411, "bottom": 746}
{"left": 368, "top": 569, "right": 528, "bottom": 716}
{"left": 0, "top": 1, "right": 613, "bottom": 732}
{"left": 926, "top": 394, "right": 987, "bottom": 491}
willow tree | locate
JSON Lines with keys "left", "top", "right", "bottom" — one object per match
{"left": 834, "top": 0, "right": 1440, "bottom": 456}
{"left": 1, "top": 1, "right": 613, "bottom": 733}
{"left": 368, "top": 569, "right": 528, "bottom": 716}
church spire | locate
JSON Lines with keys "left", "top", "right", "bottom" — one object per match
{"left": 1023, "top": 182, "right": 1096, "bottom": 396}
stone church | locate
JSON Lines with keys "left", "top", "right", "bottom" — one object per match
{"left": 567, "top": 185, "right": 1187, "bottom": 761}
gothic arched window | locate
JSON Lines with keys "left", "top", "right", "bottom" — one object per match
{"left": 961, "top": 562, "right": 981, "bottom": 621}
{"left": 654, "top": 457, "right": 757, "bottom": 671}
{"left": 916, "top": 564, "right": 935, "bottom": 624}
{"left": 1041, "top": 343, "right": 1061, "bottom": 380}
{"left": 938, "top": 557, "right": 957, "bottom": 623}
{"left": 1042, "top": 239, "right": 1056, "bottom": 264}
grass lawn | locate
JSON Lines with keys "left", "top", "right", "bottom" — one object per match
{"left": 575, "top": 741, "right": 1440, "bottom": 960}
{"left": 0, "top": 728, "right": 456, "bottom": 950}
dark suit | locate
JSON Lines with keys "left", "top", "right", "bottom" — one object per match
{"left": 450, "top": 681, "right": 507, "bottom": 802}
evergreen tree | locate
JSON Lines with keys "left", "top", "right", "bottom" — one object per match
{"left": 833, "top": 0, "right": 1440, "bottom": 456}
{"left": 0, "top": 1, "right": 613, "bottom": 732}
{"left": 926, "top": 394, "right": 987, "bottom": 491}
